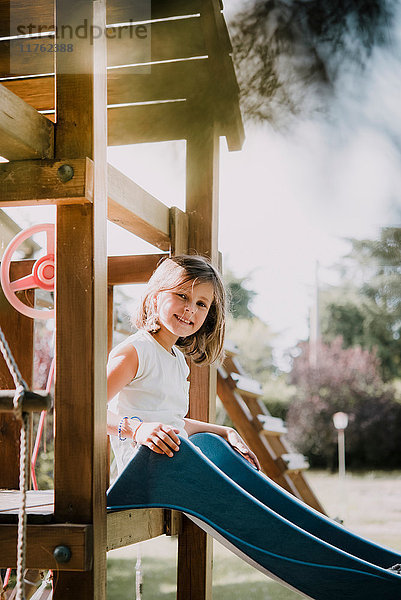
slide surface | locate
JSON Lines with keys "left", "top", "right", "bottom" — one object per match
{"left": 107, "top": 435, "right": 401, "bottom": 600}
{"left": 190, "top": 432, "right": 401, "bottom": 569}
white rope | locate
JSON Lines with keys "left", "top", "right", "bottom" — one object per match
{"left": 15, "top": 410, "right": 30, "bottom": 600}
{"left": 0, "top": 327, "right": 30, "bottom": 600}
{"left": 0, "top": 327, "right": 28, "bottom": 391}
{"left": 135, "top": 545, "right": 143, "bottom": 600}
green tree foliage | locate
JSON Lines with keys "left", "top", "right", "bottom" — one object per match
{"left": 226, "top": 315, "right": 274, "bottom": 384}
{"left": 287, "top": 338, "right": 401, "bottom": 469}
{"left": 224, "top": 267, "right": 276, "bottom": 380}
{"left": 224, "top": 268, "right": 292, "bottom": 415}
{"left": 225, "top": 268, "right": 257, "bottom": 320}
{"left": 321, "top": 228, "right": 401, "bottom": 380}
{"left": 229, "top": 0, "right": 396, "bottom": 124}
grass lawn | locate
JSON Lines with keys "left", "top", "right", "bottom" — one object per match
{"left": 107, "top": 470, "right": 401, "bottom": 599}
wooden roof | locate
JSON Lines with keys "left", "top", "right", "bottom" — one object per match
{"left": 0, "top": 0, "right": 244, "bottom": 151}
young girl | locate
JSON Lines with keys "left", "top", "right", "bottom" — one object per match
{"left": 107, "top": 254, "right": 260, "bottom": 474}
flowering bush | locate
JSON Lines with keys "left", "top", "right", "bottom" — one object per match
{"left": 287, "top": 338, "right": 401, "bottom": 469}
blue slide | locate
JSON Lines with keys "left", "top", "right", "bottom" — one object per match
{"left": 107, "top": 434, "right": 401, "bottom": 600}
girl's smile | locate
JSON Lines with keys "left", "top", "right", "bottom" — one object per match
{"left": 153, "top": 282, "right": 214, "bottom": 351}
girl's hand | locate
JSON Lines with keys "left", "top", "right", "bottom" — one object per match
{"left": 135, "top": 422, "right": 181, "bottom": 457}
{"left": 225, "top": 428, "right": 261, "bottom": 470}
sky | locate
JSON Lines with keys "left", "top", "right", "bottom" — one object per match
{"left": 2, "top": 2, "right": 401, "bottom": 368}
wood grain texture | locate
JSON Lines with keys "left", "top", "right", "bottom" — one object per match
{"left": 107, "top": 17, "right": 205, "bottom": 68}
{"left": 0, "top": 0, "right": 202, "bottom": 38}
{"left": 169, "top": 206, "right": 188, "bottom": 256}
{"left": 0, "top": 35, "right": 54, "bottom": 78}
{"left": 0, "top": 83, "right": 54, "bottom": 160}
{"left": 106, "top": 508, "right": 165, "bottom": 550}
{"left": 53, "top": 1, "right": 107, "bottom": 597}
{"left": 107, "top": 101, "right": 190, "bottom": 145}
{"left": 0, "top": 389, "right": 51, "bottom": 412}
{"left": 177, "top": 120, "right": 219, "bottom": 600}
{"left": 1, "top": 76, "right": 55, "bottom": 112}
{"left": 0, "top": 523, "right": 91, "bottom": 570}
{"left": 0, "top": 0, "right": 54, "bottom": 38}
{"left": 107, "top": 0, "right": 201, "bottom": 25}
{"left": 107, "top": 254, "right": 163, "bottom": 286}
{"left": 199, "top": 0, "right": 244, "bottom": 151}
{"left": 177, "top": 519, "right": 213, "bottom": 600}
{"left": 0, "top": 59, "right": 209, "bottom": 112}
{"left": 186, "top": 120, "right": 219, "bottom": 264}
{"left": 107, "top": 58, "right": 210, "bottom": 105}
{"left": 0, "top": 158, "right": 91, "bottom": 206}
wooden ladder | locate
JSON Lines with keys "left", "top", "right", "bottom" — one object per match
{"left": 217, "top": 346, "right": 325, "bottom": 514}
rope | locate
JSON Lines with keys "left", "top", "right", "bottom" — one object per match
{"left": 15, "top": 411, "right": 30, "bottom": 600}
{"left": 0, "top": 327, "right": 28, "bottom": 391}
{"left": 0, "top": 326, "right": 30, "bottom": 600}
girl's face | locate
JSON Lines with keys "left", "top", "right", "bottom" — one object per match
{"left": 155, "top": 281, "right": 214, "bottom": 339}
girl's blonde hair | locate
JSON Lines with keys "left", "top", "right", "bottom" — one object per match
{"left": 134, "top": 255, "right": 226, "bottom": 365}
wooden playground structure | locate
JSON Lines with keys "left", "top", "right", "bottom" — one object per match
{"left": 0, "top": 1, "right": 322, "bottom": 598}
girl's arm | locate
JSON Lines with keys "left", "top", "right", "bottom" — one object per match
{"left": 107, "top": 343, "right": 180, "bottom": 457}
{"left": 184, "top": 418, "right": 261, "bottom": 470}
{"left": 107, "top": 343, "right": 139, "bottom": 402}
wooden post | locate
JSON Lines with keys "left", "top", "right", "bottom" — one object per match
{"left": 53, "top": 1, "right": 107, "bottom": 598}
{"left": 177, "top": 121, "right": 219, "bottom": 600}
{"left": 0, "top": 262, "right": 34, "bottom": 489}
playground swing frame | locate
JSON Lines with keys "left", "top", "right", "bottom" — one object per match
{"left": 0, "top": 1, "right": 243, "bottom": 598}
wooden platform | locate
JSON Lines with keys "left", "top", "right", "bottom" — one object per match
{"left": 0, "top": 489, "right": 170, "bottom": 569}
{"left": 0, "top": 490, "right": 54, "bottom": 523}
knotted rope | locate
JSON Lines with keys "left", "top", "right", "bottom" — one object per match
{"left": 0, "top": 326, "right": 30, "bottom": 600}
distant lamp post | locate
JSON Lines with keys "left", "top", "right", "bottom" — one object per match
{"left": 333, "top": 412, "right": 349, "bottom": 479}
{"left": 333, "top": 412, "right": 349, "bottom": 522}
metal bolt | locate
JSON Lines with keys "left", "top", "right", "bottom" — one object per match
{"left": 57, "top": 164, "right": 74, "bottom": 183}
{"left": 53, "top": 545, "right": 72, "bottom": 563}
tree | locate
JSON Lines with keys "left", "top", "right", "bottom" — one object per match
{"left": 224, "top": 268, "right": 257, "bottom": 320}
{"left": 286, "top": 337, "right": 401, "bottom": 469}
{"left": 320, "top": 228, "right": 401, "bottom": 380}
{"left": 229, "top": 0, "right": 397, "bottom": 124}
{"left": 224, "top": 267, "right": 276, "bottom": 381}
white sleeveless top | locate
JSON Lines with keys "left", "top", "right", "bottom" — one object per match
{"left": 109, "top": 329, "right": 190, "bottom": 474}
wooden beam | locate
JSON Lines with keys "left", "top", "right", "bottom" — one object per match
{"left": 107, "top": 254, "right": 163, "bottom": 286}
{"left": 107, "top": 0, "right": 201, "bottom": 25}
{"left": 107, "top": 17, "right": 205, "bottom": 68}
{"left": 0, "top": 524, "right": 92, "bottom": 571}
{"left": 0, "top": 0, "right": 202, "bottom": 38}
{"left": 217, "top": 370, "right": 292, "bottom": 489}
{"left": 0, "top": 36, "right": 54, "bottom": 78}
{"left": 5, "top": 255, "right": 162, "bottom": 290}
{"left": 0, "top": 59, "right": 209, "bottom": 113}
{"left": 0, "top": 83, "right": 54, "bottom": 160}
{"left": 54, "top": 0, "right": 108, "bottom": 598}
{"left": 0, "top": 210, "right": 40, "bottom": 256}
{"left": 0, "top": 389, "right": 51, "bottom": 413}
{"left": 199, "top": 0, "right": 244, "bottom": 151}
{"left": 108, "top": 102, "right": 189, "bottom": 146}
{"left": 106, "top": 508, "right": 165, "bottom": 551}
{"left": 177, "top": 119, "right": 219, "bottom": 600}
{"left": 107, "top": 163, "right": 170, "bottom": 250}
{"left": 169, "top": 206, "right": 188, "bottom": 256}
{"left": 1, "top": 76, "right": 55, "bottom": 113}
{"left": 0, "top": 158, "right": 93, "bottom": 206}
{"left": 0, "top": 0, "right": 54, "bottom": 38}
{"left": 107, "top": 59, "right": 210, "bottom": 105}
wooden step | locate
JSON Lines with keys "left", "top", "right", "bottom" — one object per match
{"left": 230, "top": 373, "right": 263, "bottom": 397}
{"left": 281, "top": 453, "right": 309, "bottom": 472}
{"left": 259, "top": 415, "right": 288, "bottom": 436}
